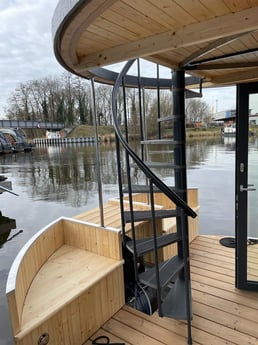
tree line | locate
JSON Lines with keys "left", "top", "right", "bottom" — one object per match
{"left": 4, "top": 71, "right": 211, "bottom": 133}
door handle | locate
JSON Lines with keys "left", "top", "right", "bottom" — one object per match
{"left": 240, "top": 184, "right": 256, "bottom": 192}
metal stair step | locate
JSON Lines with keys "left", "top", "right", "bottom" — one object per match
{"left": 144, "top": 162, "right": 185, "bottom": 169}
{"left": 140, "top": 139, "right": 174, "bottom": 145}
{"left": 126, "top": 232, "right": 179, "bottom": 256}
{"left": 148, "top": 150, "right": 174, "bottom": 154}
{"left": 161, "top": 278, "right": 192, "bottom": 320}
{"left": 157, "top": 116, "right": 174, "bottom": 122}
{"left": 139, "top": 256, "right": 184, "bottom": 289}
{"left": 130, "top": 161, "right": 185, "bottom": 169}
{"left": 124, "top": 209, "right": 177, "bottom": 223}
{"left": 123, "top": 184, "right": 176, "bottom": 193}
{"left": 130, "top": 162, "right": 182, "bottom": 169}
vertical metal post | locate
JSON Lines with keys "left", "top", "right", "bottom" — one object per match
{"left": 172, "top": 69, "right": 192, "bottom": 345}
{"left": 90, "top": 78, "right": 104, "bottom": 227}
{"left": 137, "top": 59, "right": 144, "bottom": 161}
{"left": 157, "top": 64, "right": 161, "bottom": 139}
{"left": 142, "top": 87, "right": 148, "bottom": 163}
{"left": 172, "top": 69, "right": 188, "bottom": 254}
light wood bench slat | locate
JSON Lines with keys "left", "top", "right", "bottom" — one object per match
{"left": 20, "top": 245, "right": 123, "bottom": 335}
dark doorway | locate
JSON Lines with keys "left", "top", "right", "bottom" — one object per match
{"left": 236, "top": 82, "right": 258, "bottom": 290}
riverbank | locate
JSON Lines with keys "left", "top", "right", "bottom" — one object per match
{"left": 25, "top": 124, "right": 258, "bottom": 142}
{"left": 66, "top": 125, "right": 222, "bottom": 141}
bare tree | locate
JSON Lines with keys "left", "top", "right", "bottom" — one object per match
{"left": 185, "top": 98, "right": 209, "bottom": 124}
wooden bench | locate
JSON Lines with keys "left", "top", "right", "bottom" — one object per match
{"left": 6, "top": 217, "right": 124, "bottom": 345}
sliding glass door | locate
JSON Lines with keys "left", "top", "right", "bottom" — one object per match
{"left": 236, "top": 83, "right": 258, "bottom": 290}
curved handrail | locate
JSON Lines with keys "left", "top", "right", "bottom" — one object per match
{"left": 111, "top": 60, "right": 197, "bottom": 218}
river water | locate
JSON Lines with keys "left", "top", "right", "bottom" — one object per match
{"left": 0, "top": 136, "right": 236, "bottom": 344}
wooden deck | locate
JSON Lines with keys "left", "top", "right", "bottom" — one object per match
{"left": 84, "top": 235, "right": 258, "bottom": 345}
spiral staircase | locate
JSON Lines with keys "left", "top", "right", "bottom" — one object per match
{"left": 110, "top": 60, "right": 201, "bottom": 345}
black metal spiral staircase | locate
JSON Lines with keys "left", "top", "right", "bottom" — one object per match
{"left": 111, "top": 59, "right": 200, "bottom": 345}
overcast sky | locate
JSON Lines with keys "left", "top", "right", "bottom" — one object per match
{"left": 0, "top": 0, "right": 236, "bottom": 117}
{"left": 0, "top": 0, "right": 63, "bottom": 115}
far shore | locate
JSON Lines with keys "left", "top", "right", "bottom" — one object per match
{"left": 67, "top": 125, "right": 223, "bottom": 142}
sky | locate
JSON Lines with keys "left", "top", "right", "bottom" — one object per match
{"left": 0, "top": 0, "right": 236, "bottom": 118}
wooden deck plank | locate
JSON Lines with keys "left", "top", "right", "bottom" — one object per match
{"left": 102, "top": 317, "right": 165, "bottom": 345}
{"left": 88, "top": 235, "right": 258, "bottom": 345}
{"left": 111, "top": 308, "right": 188, "bottom": 344}
{"left": 193, "top": 301, "right": 258, "bottom": 341}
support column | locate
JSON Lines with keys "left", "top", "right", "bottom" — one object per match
{"left": 172, "top": 68, "right": 192, "bottom": 345}
{"left": 172, "top": 69, "right": 189, "bottom": 257}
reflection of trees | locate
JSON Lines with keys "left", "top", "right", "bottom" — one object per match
{"left": 122, "top": 139, "right": 221, "bottom": 183}
{"left": 31, "top": 146, "right": 100, "bottom": 206}
{"left": 0, "top": 144, "right": 123, "bottom": 208}
{"left": 0, "top": 138, "right": 222, "bottom": 208}
{"left": 186, "top": 138, "right": 221, "bottom": 168}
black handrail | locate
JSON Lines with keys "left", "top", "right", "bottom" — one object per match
{"left": 111, "top": 59, "right": 197, "bottom": 219}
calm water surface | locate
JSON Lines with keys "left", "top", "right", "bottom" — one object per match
{"left": 0, "top": 137, "right": 236, "bottom": 344}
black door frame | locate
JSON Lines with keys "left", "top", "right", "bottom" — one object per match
{"left": 236, "top": 82, "right": 258, "bottom": 290}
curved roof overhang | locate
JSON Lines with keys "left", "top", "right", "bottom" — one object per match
{"left": 52, "top": 0, "right": 258, "bottom": 88}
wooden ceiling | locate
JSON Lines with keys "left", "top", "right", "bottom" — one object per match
{"left": 53, "top": 0, "right": 258, "bottom": 87}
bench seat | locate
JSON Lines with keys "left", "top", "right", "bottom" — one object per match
{"left": 6, "top": 217, "right": 124, "bottom": 345}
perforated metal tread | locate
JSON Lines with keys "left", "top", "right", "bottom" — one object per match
{"left": 140, "top": 139, "right": 175, "bottom": 145}
{"left": 124, "top": 209, "right": 177, "bottom": 223}
{"left": 126, "top": 232, "right": 179, "bottom": 256}
{"left": 139, "top": 256, "right": 184, "bottom": 289}
{"left": 123, "top": 184, "right": 176, "bottom": 193}
{"left": 162, "top": 278, "right": 192, "bottom": 320}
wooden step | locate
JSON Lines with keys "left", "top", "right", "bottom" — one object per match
{"left": 161, "top": 278, "right": 192, "bottom": 320}
{"left": 126, "top": 232, "right": 179, "bottom": 256}
{"left": 124, "top": 209, "right": 177, "bottom": 223}
{"left": 139, "top": 256, "right": 184, "bottom": 289}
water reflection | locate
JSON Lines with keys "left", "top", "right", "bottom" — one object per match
{"left": 222, "top": 136, "right": 236, "bottom": 149}
{"left": 0, "top": 143, "right": 122, "bottom": 207}
{"left": 0, "top": 139, "right": 235, "bottom": 207}
{"left": 0, "top": 139, "right": 236, "bottom": 229}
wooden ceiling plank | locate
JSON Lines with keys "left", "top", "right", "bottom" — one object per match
{"left": 238, "top": 33, "right": 258, "bottom": 52}
{"left": 79, "top": 24, "right": 128, "bottom": 48}
{"left": 59, "top": 0, "right": 118, "bottom": 65}
{"left": 173, "top": 0, "right": 221, "bottom": 21}
{"left": 180, "top": 33, "right": 248, "bottom": 67}
{"left": 92, "top": 16, "right": 143, "bottom": 41}
{"left": 211, "top": 67, "right": 258, "bottom": 85}
{"left": 223, "top": 0, "right": 258, "bottom": 12}
{"left": 146, "top": 0, "right": 197, "bottom": 26}
{"left": 199, "top": 0, "right": 231, "bottom": 16}
{"left": 121, "top": 0, "right": 174, "bottom": 30}
{"left": 188, "top": 61, "right": 258, "bottom": 71}
{"left": 102, "top": 8, "right": 153, "bottom": 37}
{"left": 77, "top": 34, "right": 115, "bottom": 56}
{"left": 112, "top": 2, "right": 168, "bottom": 33}
{"left": 75, "top": 6, "right": 258, "bottom": 70}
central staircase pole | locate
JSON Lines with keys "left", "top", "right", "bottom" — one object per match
{"left": 172, "top": 69, "right": 188, "bottom": 255}
{"left": 172, "top": 68, "right": 192, "bottom": 345}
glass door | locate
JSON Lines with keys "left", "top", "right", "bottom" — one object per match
{"left": 236, "top": 83, "right": 258, "bottom": 290}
